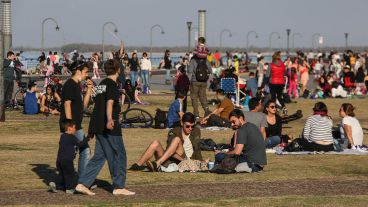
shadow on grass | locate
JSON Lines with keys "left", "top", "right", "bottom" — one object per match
{"left": 29, "top": 164, "right": 113, "bottom": 193}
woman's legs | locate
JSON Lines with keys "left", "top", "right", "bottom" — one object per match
{"left": 265, "top": 136, "right": 281, "bottom": 148}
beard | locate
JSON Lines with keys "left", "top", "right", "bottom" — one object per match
{"left": 232, "top": 124, "right": 241, "bottom": 130}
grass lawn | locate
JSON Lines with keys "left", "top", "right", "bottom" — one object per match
{"left": 0, "top": 93, "right": 367, "bottom": 206}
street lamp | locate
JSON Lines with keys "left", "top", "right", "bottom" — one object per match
{"left": 312, "top": 33, "right": 322, "bottom": 50}
{"left": 292, "top": 33, "right": 302, "bottom": 50}
{"left": 102, "top": 21, "right": 118, "bottom": 61}
{"left": 150, "top": 24, "right": 165, "bottom": 59}
{"left": 344, "top": 33, "right": 349, "bottom": 49}
{"left": 41, "top": 17, "right": 60, "bottom": 52}
{"left": 186, "top": 22, "right": 192, "bottom": 52}
{"left": 246, "top": 31, "right": 258, "bottom": 51}
{"left": 220, "top": 29, "right": 232, "bottom": 50}
{"left": 269, "top": 32, "right": 281, "bottom": 50}
{"left": 286, "top": 29, "right": 291, "bottom": 53}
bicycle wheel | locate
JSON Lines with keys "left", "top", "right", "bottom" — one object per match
{"left": 120, "top": 91, "right": 131, "bottom": 112}
{"left": 13, "top": 89, "right": 25, "bottom": 108}
{"left": 122, "top": 108, "right": 153, "bottom": 128}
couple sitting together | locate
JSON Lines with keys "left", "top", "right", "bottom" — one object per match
{"left": 129, "top": 110, "right": 267, "bottom": 173}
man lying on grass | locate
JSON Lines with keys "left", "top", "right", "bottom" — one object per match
{"left": 129, "top": 112, "right": 203, "bottom": 172}
{"left": 215, "top": 109, "right": 267, "bottom": 173}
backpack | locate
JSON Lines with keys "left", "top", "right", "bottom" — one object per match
{"left": 195, "top": 58, "right": 210, "bottom": 82}
{"left": 154, "top": 108, "right": 167, "bottom": 129}
{"left": 199, "top": 139, "right": 217, "bottom": 151}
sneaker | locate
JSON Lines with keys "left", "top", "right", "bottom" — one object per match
{"left": 66, "top": 189, "right": 75, "bottom": 194}
{"left": 49, "top": 182, "right": 58, "bottom": 193}
{"left": 112, "top": 188, "right": 135, "bottom": 196}
{"left": 75, "top": 184, "right": 96, "bottom": 195}
{"left": 129, "top": 163, "right": 147, "bottom": 171}
{"left": 146, "top": 161, "right": 158, "bottom": 172}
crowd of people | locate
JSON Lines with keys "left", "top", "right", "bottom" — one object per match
{"left": 2, "top": 36, "right": 367, "bottom": 196}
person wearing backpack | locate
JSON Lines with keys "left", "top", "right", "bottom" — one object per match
{"left": 187, "top": 37, "right": 212, "bottom": 118}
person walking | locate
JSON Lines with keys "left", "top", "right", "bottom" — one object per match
{"left": 76, "top": 59, "right": 135, "bottom": 196}
{"left": 163, "top": 50, "right": 172, "bottom": 85}
{"left": 187, "top": 37, "right": 212, "bottom": 118}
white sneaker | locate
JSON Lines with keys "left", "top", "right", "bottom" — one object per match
{"left": 75, "top": 184, "right": 96, "bottom": 195}
{"left": 112, "top": 188, "right": 135, "bottom": 196}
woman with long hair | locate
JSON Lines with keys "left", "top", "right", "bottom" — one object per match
{"left": 339, "top": 103, "right": 364, "bottom": 149}
{"left": 268, "top": 51, "right": 286, "bottom": 110}
{"left": 40, "top": 85, "right": 61, "bottom": 115}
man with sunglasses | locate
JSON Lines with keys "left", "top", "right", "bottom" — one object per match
{"left": 214, "top": 109, "right": 267, "bottom": 173}
{"left": 129, "top": 112, "right": 203, "bottom": 172}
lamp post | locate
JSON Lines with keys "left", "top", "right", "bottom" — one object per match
{"left": 41, "top": 17, "right": 60, "bottom": 52}
{"left": 220, "top": 29, "right": 232, "bottom": 51}
{"left": 312, "top": 33, "right": 321, "bottom": 50}
{"left": 102, "top": 21, "right": 118, "bottom": 61}
{"left": 246, "top": 31, "right": 258, "bottom": 51}
{"left": 269, "top": 32, "right": 281, "bottom": 50}
{"left": 0, "top": 0, "right": 10, "bottom": 121}
{"left": 286, "top": 29, "right": 291, "bottom": 53}
{"left": 186, "top": 22, "right": 192, "bottom": 52}
{"left": 344, "top": 33, "right": 349, "bottom": 49}
{"left": 150, "top": 24, "right": 165, "bottom": 59}
{"left": 292, "top": 33, "right": 302, "bottom": 50}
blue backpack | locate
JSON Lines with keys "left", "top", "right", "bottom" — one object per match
{"left": 24, "top": 92, "right": 39, "bottom": 114}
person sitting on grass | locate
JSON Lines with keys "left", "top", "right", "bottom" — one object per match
{"left": 24, "top": 82, "right": 40, "bottom": 115}
{"left": 121, "top": 79, "right": 143, "bottom": 104}
{"left": 200, "top": 89, "right": 234, "bottom": 128}
{"left": 129, "top": 112, "right": 203, "bottom": 172}
{"left": 167, "top": 91, "right": 186, "bottom": 128}
{"left": 214, "top": 109, "right": 267, "bottom": 173}
{"left": 299, "top": 102, "right": 334, "bottom": 152}
{"left": 40, "top": 85, "right": 61, "bottom": 115}
{"left": 339, "top": 103, "right": 364, "bottom": 150}
{"left": 49, "top": 119, "right": 89, "bottom": 194}
{"left": 242, "top": 97, "right": 267, "bottom": 139}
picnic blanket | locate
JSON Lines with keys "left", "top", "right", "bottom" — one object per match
{"left": 274, "top": 149, "right": 368, "bottom": 155}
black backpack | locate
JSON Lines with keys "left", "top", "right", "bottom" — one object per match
{"left": 195, "top": 58, "right": 210, "bottom": 82}
{"left": 154, "top": 108, "right": 167, "bottom": 129}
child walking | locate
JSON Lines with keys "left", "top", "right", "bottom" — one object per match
{"left": 49, "top": 119, "right": 89, "bottom": 193}
{"left": 288, "top": 67, "right": 298, "bottom": 98}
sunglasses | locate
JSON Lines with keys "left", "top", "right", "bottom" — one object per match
{"left": 184, "top": 124, "right": 195, "bottom": 129}
{"left": 269, "top": 105, "right": 276, "bottom": 109}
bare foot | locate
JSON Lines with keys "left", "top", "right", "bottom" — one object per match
{"left": 112, "top": 188, "right": 135, "bottom": 196}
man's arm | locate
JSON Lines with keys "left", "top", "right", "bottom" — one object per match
{"left": 64, "top": 101, "right": 72, "bottom": 119}
{"left": 260, "top": 127, "right": 267, "bottom": 140}
{"left": 106, "top": 100, "right": 114, "bottom": 130}
{"left": 216, "top": 143, "right": 244, "bottom": 155}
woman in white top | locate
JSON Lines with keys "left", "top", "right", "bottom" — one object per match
{"left": 140, "top": 52, "right": 152, "bottom": 94}
{"left": 91, "top": 53, "right": 100, "bottom": 79}
{"left": 339, "top": 103, "right": 364, "bottom": 149}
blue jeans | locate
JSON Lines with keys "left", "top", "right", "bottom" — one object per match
{"left": 75, "top": 129, "right": 90, "bottom": 177}
{"left": 265, "top": 136, "right": 281, "bottom": 148}
{"left": 78, "top": 134, "right": 127, "bottom": 189}
{"left": 141, "top": 70, "right": 150, "bottom": 88}
{"left": 165, "top": 69, "right": 171, "bottom": 81}
{"left": 130, "top": 71, "right": 138, "bottom": 87}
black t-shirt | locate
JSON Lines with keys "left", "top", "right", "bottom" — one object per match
{"left": 235, "top": 122, "right": 267, "bottom": 165}
{"left": 129, "top": 58, "right": 139, "bottom": 71}
{"left": 60, "top": 79, "right": 83, "bottom": 131}
{"left": 266, "top": 115, "right": 282, "bottom": 137}
{"left": 57, "top": 133, "right": 88, "bottom": 161}
{"left": 89, "top": 78, "right": 121, "bottom": 136}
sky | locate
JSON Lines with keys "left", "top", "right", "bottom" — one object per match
{"left": 12, "top": 0, "right": 368, "bottom": 49}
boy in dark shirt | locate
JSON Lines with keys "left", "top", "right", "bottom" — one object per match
{"left": 49, "top": 119, "right": 89, "bottom": 194}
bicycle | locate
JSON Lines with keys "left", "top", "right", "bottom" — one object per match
{"left": 84, "top": 88, "right": 153, "bottom": 128}
{"left": 6, "top": 81, "right": 28, "bottom": 111}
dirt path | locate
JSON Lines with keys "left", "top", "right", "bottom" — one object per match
{"left": 1, "top": 180, "right": 368, "bottom": 205}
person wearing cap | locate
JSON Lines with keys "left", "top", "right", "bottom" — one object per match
{"left": 59, "top": 61, "right": 94, "bottom": 178}
{"left": 187, "top": 37, "right": 212, "bottom": 118}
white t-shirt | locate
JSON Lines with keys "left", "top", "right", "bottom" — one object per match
{"left": 340, "top": 116, "right": 364, "bottom": 146}
{"left": 183, "top": 135, "right": 193, "bottom": 159}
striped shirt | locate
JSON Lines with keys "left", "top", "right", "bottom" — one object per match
{"left": 303, "top": 115, "right": 333, "bottom": 143}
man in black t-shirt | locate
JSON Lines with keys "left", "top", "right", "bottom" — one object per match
{"left": 214, "top": 109, "right": 267, "bottom": 173}
{"left": 76, "top": 59, "right": 135, "bottom": 196}
{"left": 59, "top": 61, "right": 93, "bottom": 178}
